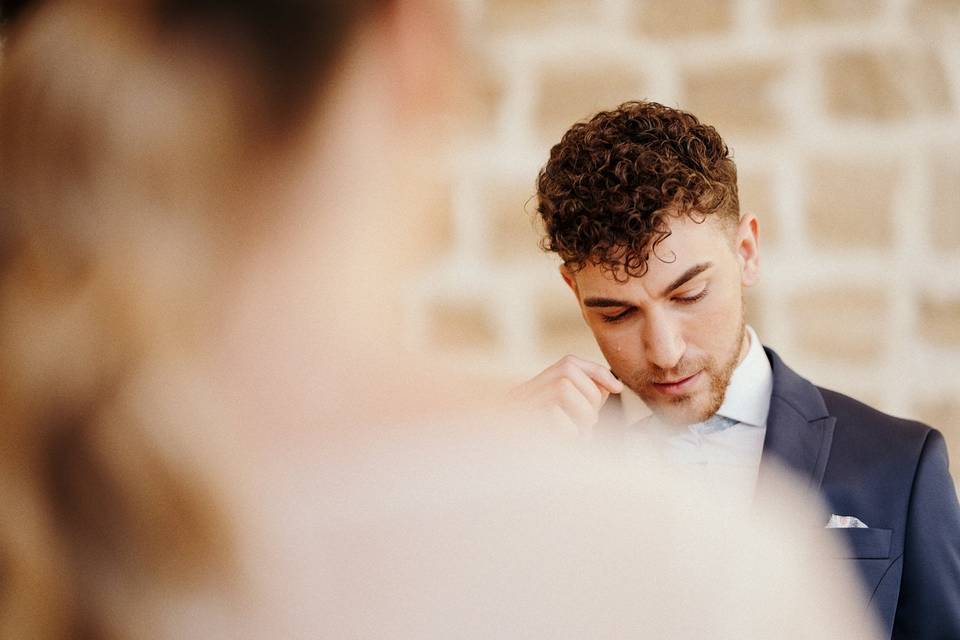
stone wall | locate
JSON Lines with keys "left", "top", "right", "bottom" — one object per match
{"left": 404, "top": 0, "right": 960, "bottom": 474}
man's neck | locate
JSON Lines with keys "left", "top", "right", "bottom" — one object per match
{"left": 734, "top": 324, "right": 751, "bottom": 369}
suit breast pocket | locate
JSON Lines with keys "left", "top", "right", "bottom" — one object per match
{"left": 827, "top": 527, "right": 892, "bottom": 559}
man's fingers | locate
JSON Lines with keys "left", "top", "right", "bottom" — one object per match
{"left": 513, "top": 356, "right": 613, "bottom": 406}
{"left": 554, "top": 362, "right": 607, "bottom": 409}
{"left": 554, "top": 379, "right": 599, "bottom": 427}
{"left": 525, "top": 378, "right": 598, "bottom": 428}
{"left": 559, "top": 355, "right": 623, "bottom": 394}
{"left": 508, "top": 355, "right": 623, "bottom": 431}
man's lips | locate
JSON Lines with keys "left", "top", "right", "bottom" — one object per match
{"left": 650, "top": 371, "right": 702, "bottom": 396}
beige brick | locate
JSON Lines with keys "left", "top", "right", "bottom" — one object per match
{"left": 930, "top": 150, "right": 960, "bottom": 251}
{"left": 535, "top": 63, "right": 646, "bottom": 145}
{"left": 482, "top": 0, "right": 600, "bottom": 34}
{"left": 683, "top": 61, "right": 787, "bottom": 139}
{"left": 635, "top": 0, "right": 734, "bottom": 38}
{"left": 485, "top": 179, "right": 544, "bottom": 264}
{"left": 790, "top": 288, "right": 888, "bottom": 362}
{"left": 429, "top": 299, "right": 498, "bottom": 352}
{"left": 823, "top": 48, "right": 953, "bottom": 122}
{"left": 773, "top": 0, "right": 881, "bottom": 25}
{"left": 849, "top": 390, "right": 886, "bottom": 414}
{"left": 395, "top": 181, "right": 455, "bottom": 273}
{"left": 738, "top": 171, "right": 779, "bottom": 247}
{"left": 911, "top": 0, "right": 960, "bottom": 34}
{"left": 805, "top": 159, "right": 897, "bottom": 250}
{"left": 918, "top": 295, "right": 960, "bottom": 348}
{"left": 537, "top": 290, "right": 603, "bottom": 359}
{"left": 465, "top": 61, "right": 506, "bottom": 137}
{"left": 913, "top": 398, "right": 960, "bottom": 476}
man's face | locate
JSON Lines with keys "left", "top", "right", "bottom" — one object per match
{"left": 563, "top": 214, "right": 760, "bottom": 426}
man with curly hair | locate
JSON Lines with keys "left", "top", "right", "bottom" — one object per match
{"left": 515, "top": 101, "right": 960, "bottom": 639}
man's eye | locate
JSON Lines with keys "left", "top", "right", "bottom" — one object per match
{"left": 674, "top": 287, "right": 708, "bottom": 304}
{"left": 600, "top": 309, "right": 633, "bottom": 323}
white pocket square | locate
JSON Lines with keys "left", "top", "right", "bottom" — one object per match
{"left": 826, "top": 514, "right": 869, "bottom": 529}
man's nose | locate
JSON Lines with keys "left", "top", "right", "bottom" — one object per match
{"left": 643, "top": 310, "right": 685, "bottom": 370}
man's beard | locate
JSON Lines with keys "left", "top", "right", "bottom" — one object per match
{"left": 625, "top": 316, "right": 746, "bottom": 426}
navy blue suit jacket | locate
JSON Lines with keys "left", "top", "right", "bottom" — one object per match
{"left": 756, "top": 348, "right": 960, "bottom": 639}
{"left": 600, "top": 347, "right": 960, "bottom": 638}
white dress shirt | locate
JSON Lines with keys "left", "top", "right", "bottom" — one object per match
{"left": 619, "top": 326, "right": 773, "bottom": 504}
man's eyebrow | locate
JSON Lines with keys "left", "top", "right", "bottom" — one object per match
{"left": 581, "top": 262, "right": 713, "bottom": 308}
{"left": 660, "top": 262, "right": 712, "bottom": 297}
{"left": 583, "top": 297, "right": 632, "bottom": 308}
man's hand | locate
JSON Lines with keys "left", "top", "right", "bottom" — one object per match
{"left": 509, "top": 355, "right": 624, "bottom": 435}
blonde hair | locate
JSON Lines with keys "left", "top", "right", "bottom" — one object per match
{"left": 0, "top": 0, "right": 381, "bottom": 636}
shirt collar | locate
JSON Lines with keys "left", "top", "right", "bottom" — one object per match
{"left": 715, "top": 325, "right": 772, "bottom": 427}
{"left": 619, "top": 325, "right": 773, "bottom": 428}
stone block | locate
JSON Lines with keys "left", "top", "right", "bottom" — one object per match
{"left": 482, "top": 0, "right": 601, "bottom": 34}
{"left": 773, "top": 0, "right": 880, "bottom": 26}
{"left": 930, "top": 150, "right": 960, "bottom": 252}
{"left": 536, "top": 289, "right": 603, "bottom": 359}
{"left": 823, "top": 47, "right": 953, "bottom": 122}
{"left": 790, "top": 287, "right": 888, "bottom": 362}
{"left": 738, "top": 171, "right": 779, "bottom": 247}
{"left": 913, "top": 398, "right": 960, "bottom": 477}
{"left": 911, "top": 0, "right": 960, "bottom": 35}
{"left": 535, "top": 63, "right": 646, "bottom": 145}
{"left": 485, "top": 179, "right": 544, "bottom": 264}
{"left": 394, "top": 182, "right": 455, "bottom": 273}
{"left": 805, "top": 159, "right": 896, "bottom": 250}
{"left": 465, "top": 60, "right": 507, "bottom": 137}
{"left": 683, "top": 61, "right": 787, "bottom": 139}
{"left": 635, "top": 0, "right": 734, "bottom": 38}
{"left": 918, "top": 295, "right": 960, "bottom": 348}
{"left": 429, "top": 298, "right": 499, "bottom": 352}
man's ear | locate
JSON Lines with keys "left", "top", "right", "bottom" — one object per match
{"left": 736, "top": 214, "right": 760, "bottom": 287}
{"left": 560, "top": 264, "right": 579, "bottom": 297}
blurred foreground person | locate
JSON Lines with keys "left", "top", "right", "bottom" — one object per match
{"left": 1, "top": 1, "right": 879, "bottom": 639}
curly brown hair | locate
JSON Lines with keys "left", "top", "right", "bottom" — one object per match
{"left": 536, "top": 101, "right": 739, "bottom": 279}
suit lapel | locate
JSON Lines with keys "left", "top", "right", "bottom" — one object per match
{"left": 757, "top": 348, "right": 836, "bottom": 494}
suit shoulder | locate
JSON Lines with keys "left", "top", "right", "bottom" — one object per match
{"left": 816, "top": 386, "right": 938, "bottom": 445}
